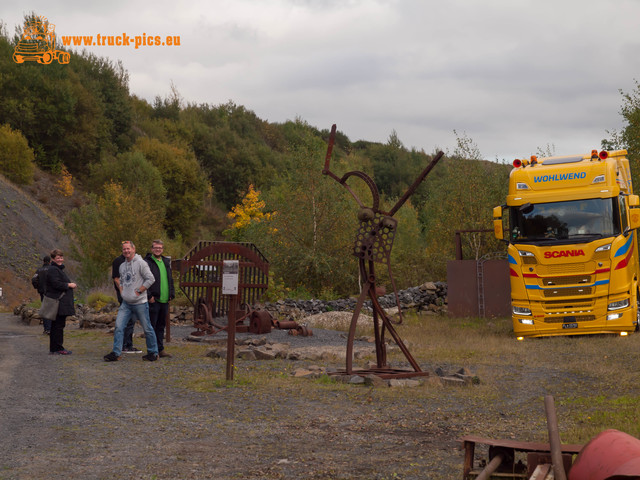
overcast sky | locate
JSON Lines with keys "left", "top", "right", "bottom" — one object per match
{"left": 2, "top": 0, "right": 639, "bottom": 161}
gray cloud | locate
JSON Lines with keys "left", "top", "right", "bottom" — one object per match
{"left": 1, "top": 0, "right": 637, "bottom": 160}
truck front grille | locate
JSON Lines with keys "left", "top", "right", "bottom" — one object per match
{"left": 543, "top": 287, "right": 593, "bottom": 297}
{"left": 544, "top": 315, "right": 596, "bottom": 323}
{"left": 541, "top": 275, "right": 591, "bottom": 286}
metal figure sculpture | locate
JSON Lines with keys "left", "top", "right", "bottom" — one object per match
{"left": 322, "top": 124, "right": 444, "bottom": 378}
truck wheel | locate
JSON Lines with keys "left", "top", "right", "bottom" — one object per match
{"left": 57, "top": 52, "right": 70, "bottom": 64}
{"left": 39, "top": 52, "right": 53, "bottom": 64}
{"left": 13, "top": 53, "right": 23, "bottom": 63}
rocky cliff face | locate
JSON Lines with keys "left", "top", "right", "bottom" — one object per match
{"left": 0, "top": 171, "right": 79, "bottom": 308}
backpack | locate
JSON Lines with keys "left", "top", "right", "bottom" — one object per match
{"left": 31, "top": 272, "right": 40, "bottom": 290}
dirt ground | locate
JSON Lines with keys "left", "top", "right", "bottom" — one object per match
{"left": 0, "top": 312, "right": 476, "bottom": 480}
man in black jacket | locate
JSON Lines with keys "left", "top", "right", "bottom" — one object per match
{"left": 144, "top": 240, "right": 175, "bottom": 358}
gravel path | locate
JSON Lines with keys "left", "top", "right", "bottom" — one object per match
{"left": 0, "top": 313, "right": 465, "bottom": 480}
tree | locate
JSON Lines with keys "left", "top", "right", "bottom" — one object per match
{"left": 133, "top": 137, "right": 207, "bottom": 240}
{"left": 420, "top": 149, "right": 509, "bottom": 278}
{"left": 0, "top": 123, "right": 35, "bottom": 184}
{"left": 87, "top": 151, "right": 166, "bottom": 211}
{"left": 67, "top": 181, "right": 164, "bottom": 286}
{"left": 235, "top": 128, "right": 359, "bottom": 297}
{"left": 606, "top": 80, "right": 640, "bottom": 190}
{"left": 224, "top": 184, "right": 272, "bottom": 240}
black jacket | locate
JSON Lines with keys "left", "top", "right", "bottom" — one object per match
{"left": 144, "top": 253, "right": 175, "bottom": 302}
{"left": 112, "top": 255, "right": 125, "bottom": 304}
{"left": 35, "top": 264, "right": 50, "bottom": 295}
{"left": 45, "top": 263, "right": 75, "bottom": 316}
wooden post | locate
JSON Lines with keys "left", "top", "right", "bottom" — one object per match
{"left": 226, "top": 295, "right": 237, "bottom": 381}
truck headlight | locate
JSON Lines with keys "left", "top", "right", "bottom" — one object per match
{"left": 608, "top": 299, "right": 629, "bottom": 311}
{"left": 518, "top": 318, "right": 534, "bottom": 325}
{"left": 513, "top": 306, "right": 532, "bottom": 315}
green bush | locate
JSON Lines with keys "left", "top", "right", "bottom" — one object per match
{"left": 86, "top": 292, "right": 117, "bottom": 310}
{"left": 0, "top": 124, "right": 35, "bottom": 184}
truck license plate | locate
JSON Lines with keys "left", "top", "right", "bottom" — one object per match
{"left": 562, "top": 323, "right": 578, "bottom": 329}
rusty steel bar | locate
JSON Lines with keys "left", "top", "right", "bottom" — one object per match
{"left": 474, "top": 453, "right": 504, "bottom": 480}
{"left": 226, "top": 295, "right": 237, "bottom": 381}
{"left": 545, "top": 395, "right": 567, "bottom": 480}
{"left": 388, "top": 150, "right": 444, "bottom": 217}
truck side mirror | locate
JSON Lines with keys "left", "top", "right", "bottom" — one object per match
{"left": 493, "top": 206, "right": 504, "bottom": 240}
{"left": 629, "top": 194, "right": 640, "bottom": 230}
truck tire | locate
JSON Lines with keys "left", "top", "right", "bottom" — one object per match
{"left": 39, "top": 52, "right": 53, "bottom": 64}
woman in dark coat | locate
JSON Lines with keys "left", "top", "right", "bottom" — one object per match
{"left": 45, "top": 248, "right": 77, "bottom": 354}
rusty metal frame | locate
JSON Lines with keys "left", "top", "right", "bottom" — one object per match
{"left": 322, "top": 124, "right": 444, "bottom": 378}
{"left": 172, "top": 241, "right": 269, "bottom": 335}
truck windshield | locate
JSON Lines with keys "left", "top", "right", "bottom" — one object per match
{"left": 509, "top": 197, "right": 621, "bottom": 243}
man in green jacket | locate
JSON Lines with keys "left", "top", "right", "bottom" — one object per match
{"left": 144, "top": 240, "right": 175, "bottom": 358}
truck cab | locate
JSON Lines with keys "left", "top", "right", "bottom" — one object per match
{"left": 494, "top": 150, "right": 640, "bottom": 338}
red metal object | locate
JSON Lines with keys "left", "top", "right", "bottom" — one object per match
{"left": 322, "top": 123, "right": 444, "bottom": 378}
{"left": 569, "top": 429, "right": 640, "bottom": 480}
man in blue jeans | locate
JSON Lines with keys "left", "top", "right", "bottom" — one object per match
{"left": 112, "top": 253, "right": 142, "bottom": 353}
{"left": 104, "top": 241, "right": 159, "bottom": 362}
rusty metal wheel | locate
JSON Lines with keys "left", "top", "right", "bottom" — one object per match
{"left": 249, "top": 310, "right": 273, "bottom": 334}
{"left": 192, "top": 297, "right": 213, "bottom": 335}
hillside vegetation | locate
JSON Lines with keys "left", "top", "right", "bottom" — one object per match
{"left": 0, "top": 15, "right": 562, "bottom": 303}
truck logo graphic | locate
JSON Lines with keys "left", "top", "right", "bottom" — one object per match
{"left": 544, "top": 249, "right": 586, "bottom": 258}
{"left": 13, "top": 16, "right": 70, "bottom": 65}
{"left": 534, "top": 172, "right": 587, "bottom": 183}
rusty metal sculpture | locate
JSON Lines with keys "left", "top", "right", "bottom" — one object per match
{"left": 172, "top": 241, "right": 272, "bottom": 336}
{"left": 322, "top": 124, "right": 444, "bottom": 378}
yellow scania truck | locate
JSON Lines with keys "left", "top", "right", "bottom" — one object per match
{"left": 493, "top": 149, "right": 640, "bottom": 339}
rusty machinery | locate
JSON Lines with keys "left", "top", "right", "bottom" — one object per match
{"left": 322, "top": 124, "right": 444, "bottom": 379}
{"left": 172, "top": 241, "right": 273, "bottom": 336}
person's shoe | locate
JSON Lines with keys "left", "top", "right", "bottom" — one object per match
{"left": 142, "top": 353, "right": 158, "bottom": 362}
{"left": 51, "top": 349, "right": 72, "bottom": 355}
{"left": 104, "top": 351, "right": 121, "bottom": 362}
{"left": 43, "top": 330, "right": 50, "bottom": 335}
{"left": 122, "top": 346, "right": 142, "bottom": 353}
{"left": 158, "top": 351, "right": 172, "bottom": 358}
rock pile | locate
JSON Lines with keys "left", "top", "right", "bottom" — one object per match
{"left": 13, "top": 281, "right": 447, "bottom": 329}
{"left": 13, "top": 302, "right": 191, "bottom": 329}
{"left": 262, "top": 281, "right": 447, "bottom": 321}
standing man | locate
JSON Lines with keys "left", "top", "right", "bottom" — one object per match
{"left": 33, "top": 255, "right": 51, "bottom": 334}
{"left": 112, "top": 252, "right": 141, "bottom": 353}
{"left": 145, "top": 240, "right": 175, "bottom": 358}
{"left": 104, "top": 241, "right": 159, "bottom": 362}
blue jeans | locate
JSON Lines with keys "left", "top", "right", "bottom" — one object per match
{"left": 112, "top": 301, "right": 158, "bottom": 356}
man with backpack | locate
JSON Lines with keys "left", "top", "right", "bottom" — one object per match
{"left": 32, "top": 255, "right": 51, "bottom": 334}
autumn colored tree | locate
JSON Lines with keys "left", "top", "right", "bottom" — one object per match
{"left": 224, "top": 184, "right": 273, "bottom": 241}
{"left": 55, "top": 166, "right": 74, "bottom": 196}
